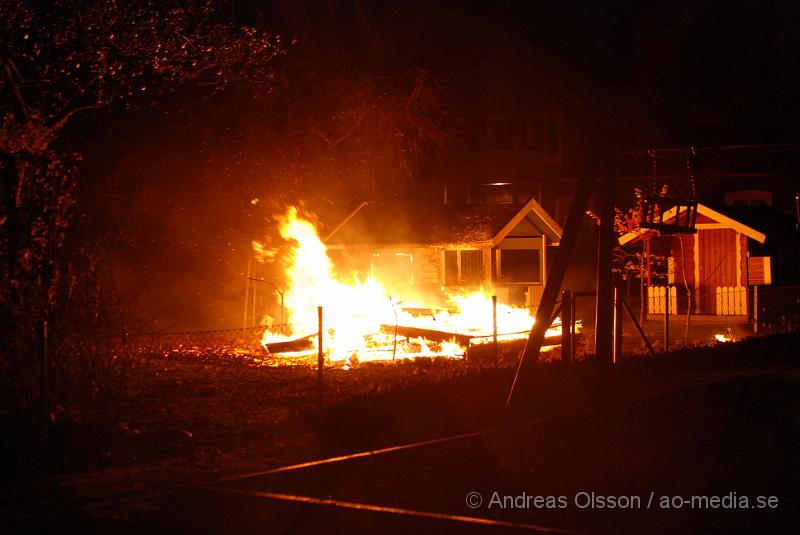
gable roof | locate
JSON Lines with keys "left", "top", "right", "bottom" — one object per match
{"left": 325, "top": 198, "right": 562, "bottom": 248}
{"left": 618, "top": 203, "right": 767, "bottom": 245}
{"left": 491, "top": 196, "right": 563, "bottom": 246}
{"left": 708, "top": 205, "right": 800, "bottom": 252}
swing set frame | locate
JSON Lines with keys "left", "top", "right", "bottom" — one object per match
{"left": 639, "top": 148, "right": 699, "bottom": 235}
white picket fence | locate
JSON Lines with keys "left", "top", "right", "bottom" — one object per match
{"left": 647, "top": 286, "right": 677, "bottom": 315}
{"left": 716, "top": 286, "right": 747, "bottom": 315}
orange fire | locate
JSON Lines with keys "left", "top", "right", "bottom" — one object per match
{"left": 254, "top": 207, "right": 567, "bottom": 362}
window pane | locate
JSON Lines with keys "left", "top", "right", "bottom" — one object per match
{"left": 500, "top": 249, "right": 540, "bottom": 282}
{"left": 460, "top": 250, "right": 484, "bottom": 284}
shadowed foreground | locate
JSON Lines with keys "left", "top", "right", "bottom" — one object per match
{"left": 139, "top": 376, "right": 796, "bottom": 534}
{"left": 3, "top": 334, "right": 798, "bottom": 534}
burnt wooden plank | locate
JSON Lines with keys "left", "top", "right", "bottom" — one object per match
{"left": 263, "top": 334, "right": 315, "bottom": 354}
{"left": 380, "top": 324, "right": 473, "bottom": 346}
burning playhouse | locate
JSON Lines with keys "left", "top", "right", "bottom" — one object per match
{"left": 324, "top": 196, "right": 563, "bottom": 311}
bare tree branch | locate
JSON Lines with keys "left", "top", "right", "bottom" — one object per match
{"left": 1, "top": 58, "right": 29, "bottom": 121}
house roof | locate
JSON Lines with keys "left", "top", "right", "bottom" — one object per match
{"left": 618, "top": 203, "right": 767, "bottom": 245}
{"left": 708, "top": 205, "right": 800, "bottom": 253}
{"left": 325, "top": 197, "right": 562, "bottom": 248}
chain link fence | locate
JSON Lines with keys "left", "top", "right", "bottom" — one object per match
{"left": 117, "top": 286, "right": 798, "bottom": 364}
{"left": 752, "top": 285, "right": 800, "bottom": 335}
{"left": 610, "top": 284, "right": 799, "bottom": 354}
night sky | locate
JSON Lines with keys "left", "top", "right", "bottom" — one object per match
{"left": 438, "top": 0, "right": 799, "bottom": 141}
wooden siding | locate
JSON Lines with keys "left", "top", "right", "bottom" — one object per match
{"left": 697, "top": 229, "right": 738, "bottom": 313}
{"left": 747, "top": 256, "right": 772, "bottom": 285}
{"left": 740, "top": 234, "right": 748, "bottom": 287}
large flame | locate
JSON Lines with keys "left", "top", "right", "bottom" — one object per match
{"left": 255, "top": 207, "right": 567, "bottom": 362}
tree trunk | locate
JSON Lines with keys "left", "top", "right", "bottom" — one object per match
{"left": 1, "top": 153, "right": 20, "bottom": 284}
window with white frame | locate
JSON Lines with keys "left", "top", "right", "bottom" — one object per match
{"left": 444, "top": 250, "right": 485, "bottom": 286}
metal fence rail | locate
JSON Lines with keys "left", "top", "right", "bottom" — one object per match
{"left": 117, "top": 286, "right": 799, "bottom": 364}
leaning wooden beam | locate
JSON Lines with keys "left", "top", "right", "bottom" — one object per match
{"left": 620, "top": 298, "right": 656, "bottom": 356}
{"left": 322, "top": 201, "right": 368, "bottom": 243}
{"left": 506, "top": 155, "right": 598, "bottom": 414}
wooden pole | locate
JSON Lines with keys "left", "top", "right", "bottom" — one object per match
{"left": 243, "top": 259, "right": 251, "bottom": 331}
{"left": 643, "top": 235, "right": 651, "bottom": 322}
{"left": 280, "top": 291, "right": 286, "bottom": 335}
{"left": 561, "top": 290, "right": 573, "bottom": 365}
{"left": 663, "top": 291, "right": 670, "bottom": 352}
{"left": 506, "top": 153, "right": 597, "bottom": 413}
{"left": 251, "top": 267, "right": 257, "bottom": 329}
{"left": 317, "top": 306, "right": 324, "bottom": 408}
{"left": 392, "top": 300, "right": 398, "bottom": 362}
{"left": 613, "top": 285, "right": 623, "bottom": 364}
{"left": 594, "top": 152, "right": 617, "bottom": 366}
{"left": 492, "top": 295, "right": 498, "bottom": 368}
{"left": 569, "top": 291, "right": 576, "bottom": 364}
{"left": 621, "top": 297, "right": 655, "bottom": 356}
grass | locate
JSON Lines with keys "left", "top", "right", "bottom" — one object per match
{"left": 1, "top": 331, "right": 798, "bottom": 532}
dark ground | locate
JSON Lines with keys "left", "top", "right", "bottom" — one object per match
{"left": 1, "top": 332, "right": 798, "bottom": 534}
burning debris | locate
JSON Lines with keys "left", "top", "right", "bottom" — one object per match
{"left": 714, "top": 333, "right": 733, "bottom": 343}
{"left": 254, "top": 207, "right": 572, "bottom": 363}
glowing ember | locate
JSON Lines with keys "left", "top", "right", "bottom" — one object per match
{"left": 254, "top": 207, "right": 570, "bottom": 362}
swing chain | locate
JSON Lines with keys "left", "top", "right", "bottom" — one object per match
{"left": 648, "top": 149, "right": 658, "bottom": 198}
{"left": 686, "top": 146, "right": 697, "bottom": 200}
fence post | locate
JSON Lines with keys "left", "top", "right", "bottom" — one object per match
{"left": 561, "top": 290, "right": 573, "bottom": 365}
{"left": 613, "top": 285, "right": 623, "bottom": 364}
{"left": 663, "top": 293, "right": 670, "bottom": 352}
{"left": 753, "top": 285, "right": 759, "bottom": 335}
{"left": 317, "top": 306, "right": 324, "bottom": 409}
{"left": 39, "top": 319, "right": 49, "bottom": 421}
{"left": 670, "top": 286, "right": 677, "bottom": 315}
{"left": 243, "top": 259, "right": 251, "bottom": 333}
{"left": 492, "top": 295, "right": 498, "bottom": 369}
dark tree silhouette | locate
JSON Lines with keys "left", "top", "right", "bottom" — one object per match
{"left": 0, "top": 0, "right": 285, "bottom": 417}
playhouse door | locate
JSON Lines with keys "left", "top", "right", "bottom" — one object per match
{"left": 697, "top": 229, "right": 738, "bottom": 314}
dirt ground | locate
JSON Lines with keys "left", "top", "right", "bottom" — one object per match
{"left": 573, "top": 314, "right": 752, "bottom": 358}
{"left": 1, "top": 332, "right": 798, "bottom": 534}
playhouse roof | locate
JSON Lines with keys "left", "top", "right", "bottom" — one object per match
{"left": 618, "top": 203, "right": 767, "bottom": 246}
{"left": 325, "top": 197, "right": 562, "bottom": 248}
